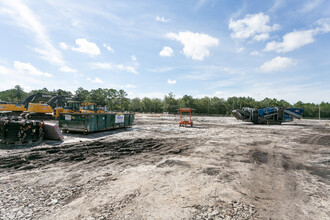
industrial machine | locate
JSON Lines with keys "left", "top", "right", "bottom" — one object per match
{"left": 21, "top": 95, "right": 73, "bottom": 120}
{"left": 80, "top": 103, "right": 105, "bottom": 114}
{"left": 62, "top": 101, "right": 81, "bottom": 113}
{"left": 0, "top": 93, "right": 54, "bottom": 117}
{"left": 179, "top": 108, "right": 193, "bottom": 127}
{"left": 232, "top": 107, "right": 304, "bottom": 124}
{"left": 0, "top": 102, "right": 26, "bottom": 117}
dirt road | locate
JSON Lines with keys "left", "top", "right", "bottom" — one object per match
{"left": 0, "top": 115, "right": 329, "bottom": 219}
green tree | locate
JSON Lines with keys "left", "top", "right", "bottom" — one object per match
{"left": 151, "top": 98, "right": 163, "bottom": 113}
{"left": 179, "top": 95, "right": 195, "bottom": 109}
{"left": 14, "top": 85, "right": 25, "bottom": 101}
{"left": 118, "top": 89, "right": 129, "bottom": 111}
{"left": 105, "top": 89, "right": 119, "bottom": 111}
{"left": 130, "top": 98, "right": 142, "bottom": 112}
{"left": 163, "top": 92, "right": 178, "bottom": 113}
{"left": 89, "top": 88, "right": 107, "bottom": 106}
{"left": 75, "top": 87, "right": 90, "bottom": 102}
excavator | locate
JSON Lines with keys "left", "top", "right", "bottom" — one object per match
{"left": 0, "top": 93, "right": 54, "bottom": 117}
{"left": 1, "top": 92, "right": 106, "bottom": 119}
{"left": 62, "top": 101, "right": 81, "bottom": 113}
{"left": 80, "top": 103, "right": 105, "bottom": 113}
{"left": 21, "top": 94, "right": 73, "bottom": 120}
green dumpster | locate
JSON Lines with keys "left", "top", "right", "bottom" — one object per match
{"left": 59, "top": 113, "right": 134, "bottom": 133}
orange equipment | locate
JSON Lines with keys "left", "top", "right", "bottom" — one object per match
{"left": 179, "top": 108, "right": 193, "bottom": 127}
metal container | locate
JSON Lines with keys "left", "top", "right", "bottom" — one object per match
{"left": 58, "top": 113, "right": 134, "bottom": 133}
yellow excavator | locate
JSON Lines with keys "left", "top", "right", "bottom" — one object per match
{"left": 80, "top": 103, "right": 105, "bottom": 113}
{"left": 0, "top": 102, "right": 26, "bottom": 117}
{"left": 22, "top": 95, "right": 74, "bottom": 120}
{"left": 61, "top": 101, "right": 81, "bottom": 113}
{"left": 0, "top": 93, "right": 54, "bottom": 117}
{"left": 1, "top": 93, "right": 107, "bottom": 119}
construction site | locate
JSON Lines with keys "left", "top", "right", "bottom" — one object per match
{"left": 0, "top": 109, "right": 329, "bottom": 219}
{"left": 1, "top": 0, "right": 330, "bottom": 219}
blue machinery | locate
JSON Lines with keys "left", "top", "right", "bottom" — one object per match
{"left": 232, "top": 107, "right": 304, "bottom": 124}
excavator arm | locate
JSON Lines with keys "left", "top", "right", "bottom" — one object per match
{"left": 21, "top": 93, "right": 54, "bottom": 108}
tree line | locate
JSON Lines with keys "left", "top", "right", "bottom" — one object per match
{"left": 0, "top": 85, "right": 329, "bottom": 118}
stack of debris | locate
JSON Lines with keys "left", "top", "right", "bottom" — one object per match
{"left": 0, "top": 117, "right": 44, "bottom": 146}
{"left": 0, "top": 117, "right": 64, "bottom": 147}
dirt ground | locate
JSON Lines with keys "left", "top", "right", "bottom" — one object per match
{"left": 0, "top": 115, "right": 329, "bottom": 220}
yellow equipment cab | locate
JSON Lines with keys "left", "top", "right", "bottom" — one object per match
{"left": 81, "top": 103, "right": 105, "bottom": 113}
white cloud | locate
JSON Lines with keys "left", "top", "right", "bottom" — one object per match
{"left": 236, "top": 47, "right": 245, "bottom": 53}
{"left": 229, "top": 13, "right": 279, "bottom": 41}
{"left": 59, "top": 42, "right": 68, "bottom": 50}
{"left": 91, "top": 63, "right": 111, "bottom": 69}
{"left": 253, "top": 33, "right": 269, "bottom": 41}
{"left": 314, "top": 18, "right": 330, "bottom": 33}
{"left": 146, "top": 67, "right": 173, "bottom": 73}
{"left": 159, "top": 46, "right": 174, "bottom": 57}
{"left": 125, "top": 84, "right": 136, "bottom": 88}
{"left": 91, "top": 62, "right": 138, "bottom": 74}
{"left": 0, "top": 65, "right": 11, "bottom": 75}
{"left": 250, "top": 51, "right": 262, "bottom": 56}
{"left": 1, "top": 1, "right": 65, "bottom": 66}
{"left": 0, "top": 67, "right": 47, "bottom": 91}
{"left": 264, "top": 19, "right": 330, "bottom": 53}
{"left": 156, "top": 16, "right": 170, "bottom": 23}
{"left": 103, "top": 43, "right": 114, "bottom": 53}
{"left": 14, "top": 61, "right": 52, "bottom": 77}
{"left": 167, "top": 31, "right": 219, "bottom": 60}
{"left": 59, "top": 66, "right": 77, "bottom": 73}
{"left": 72, "top": 38, "right": 100, "bottom": 56}
{"left": 87, "top": 77, "right": 103, "bottom": 84}
{"left": 259, "top": 56, "right": 297, "bottom": 73}
{"left": 214, "top": 91, "right": 224, "bottom": 97}
{"left": 264, "top": 30, "right": 316, "bottom": 53}
{"left": 299, "top": 0, "right": 323, "bottom": 13}
{"left": 131, "top": 56, "right": 137, "bottom": 61}
{"left": 167, "top": 79, "right": 176, "bottom": 84}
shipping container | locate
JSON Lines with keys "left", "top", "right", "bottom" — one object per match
{"left": 58, "top": 113, "right": 134, "bottom": 134}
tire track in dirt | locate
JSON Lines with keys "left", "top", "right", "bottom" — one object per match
{"left": 0, "top": 138, "right": 192, "bottom": 172}
{"left": 239, "top": 138, "right": 303, "bottom": 219}
{"left": 238, "top": 129, "right": 330, "bottom": 219}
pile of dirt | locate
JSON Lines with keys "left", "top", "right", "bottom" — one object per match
{"left": 0, "top": 138, "right": 190, "bottom": 171}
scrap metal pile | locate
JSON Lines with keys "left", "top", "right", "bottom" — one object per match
{"left": 232, "top": 107, "right": 304, "bottom": 124}
{"left": 0, "top": 117, "right": 44, "bottom": 146}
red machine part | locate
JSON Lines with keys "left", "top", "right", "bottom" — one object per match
{"left": 179, "top": 108, "right": 193, "bottom": 127}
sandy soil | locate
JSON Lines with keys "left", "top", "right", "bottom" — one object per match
{"left": 0, "top": 115, "right": 329, "bottom": 219}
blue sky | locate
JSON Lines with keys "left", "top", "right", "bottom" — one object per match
{"left": 0, "top": 0, "right": 329, "bottom": 103}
